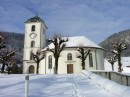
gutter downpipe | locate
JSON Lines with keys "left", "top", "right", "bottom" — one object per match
{"left": 95, "top": 49, "right": 98, "bottom": 70}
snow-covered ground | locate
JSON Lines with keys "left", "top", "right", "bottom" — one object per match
{"left": 0, "top": 74, "right": 119, "bottom": 97}
{"left": 105, "top": 57, "right": 130, "bottom": 73}
{"left": 1, "top": 57, "right": 130, "bottom": 97}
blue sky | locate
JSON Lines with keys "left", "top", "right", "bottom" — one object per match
{"left": 0, "top": 0, "right": 130, "bottom": 43}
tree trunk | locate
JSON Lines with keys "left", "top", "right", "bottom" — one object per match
{"left": 36, "top": 62, "right": 39, "bottom": 74}
{"left": 8, "top": 67, "right": 11, "bottom": 74}
{"left": 82, "top": 49, "right": 85, "bottom": 70}
{"left": 118, "top": 54, "right": 122, "bottom": 72}
{"left": 55, "top": 57, "right": 59, "bottom": 74}
{"left": 112, "top": 64, "right": 114, "bottom": 71}
{"left": 1, "top": 62, "right": 5, "bottom": 73}
{"left": 82, "top": 60, "right": 85, "bottom": 70}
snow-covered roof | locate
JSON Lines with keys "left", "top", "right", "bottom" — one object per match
{"left": 42, "top": 36, "right": 103, "bottom": 51}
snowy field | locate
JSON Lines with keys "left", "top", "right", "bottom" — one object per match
{"left": 0, "top": 74, "right": 119, "bottom": 97}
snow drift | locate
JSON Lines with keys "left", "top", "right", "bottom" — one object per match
{"left": 82, "top": 70, "right": 130, "bottom": 97}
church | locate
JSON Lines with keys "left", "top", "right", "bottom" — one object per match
{"left": 23, "top": 16, "right": 104, "bottom": 74}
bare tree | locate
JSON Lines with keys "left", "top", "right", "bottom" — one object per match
{"left": 6, "top": 61, "right": 16, "bottom": 74}
{"left": 47, "top": 34, "right": 68, "bottom": 74}
{"left": 0, "top": 36, "right": 6, "bottom": 50}
{"left": 107, "top": 56, "right": 117, "bottom": 71}
{"left": 0, "top": 35, "right": 15, "bottom": 73}
{"left": 0, "top": 51, "right": 15, "bottom": 73}
{"left": 111, "top": 42, "right": 127, "bottom": 72}
{"left": 31, "top": 50, "right": 45, "bottom": 74}
{"left": 77, "top": 46, "right": 91, "bottom": 70}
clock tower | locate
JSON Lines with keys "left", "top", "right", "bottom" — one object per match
{"left": 23, "top": 16, "right": 47, "bottom": 74}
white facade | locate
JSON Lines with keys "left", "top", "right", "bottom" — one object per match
{"left": 23, "top": 16, "right": 47, "bottom": 74}
{"left": 39, "top": 48, "right": 104, "bottom": 74}
{"left": 23, "top": 16, "right": 104, "bottom": 74}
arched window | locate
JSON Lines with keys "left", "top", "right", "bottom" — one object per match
{"left": 31, "top": 25, "right": 35, "bottom": 31}
{"left": 67, "top": 53, "right": 72, "bottom": 60}
{"left": 48, "top": 55, "right": 52, "bottom": 69}
{"left": 31, "top": 41, "right": 35, "bottom": 47}
{"left": 29, "top": 65, "right": 35, "bottom": 73}
{"left": 89, "top": 53, "right": 93, "bottom": 67}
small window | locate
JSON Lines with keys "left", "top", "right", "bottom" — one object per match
{"left": 31, "top": 25, "right": 35, "bottom": 31}
{"left": 89, "top": 53, "right": 93, "bottom": 67}
{"left": 30, "top": 53, "right": 33, "bottom": 60}
{"left": 67, "top": 53, "right": 72, "bottom": 60}
{"left": 31, "top": 41, "right": 35, "bottom": 47}
{"left": 48, "top": 55, "right": 52, "bottom": 69}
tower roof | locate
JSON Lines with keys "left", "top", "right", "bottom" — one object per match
{"left": 25, "top": 16, "right": 44, "bottom": 23}
{"left": 25, "top": 16, "right": 48, "bottom": 28}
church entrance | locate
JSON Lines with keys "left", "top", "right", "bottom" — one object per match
{"left": 29, "top": 65, "right": 35, "bottom": 73}
{"left": 67, "top": 64, "right": 73, "bottom": 74}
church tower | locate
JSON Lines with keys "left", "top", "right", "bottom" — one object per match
{"left": 23, "top": 16, "right": 47, "bottom": 74}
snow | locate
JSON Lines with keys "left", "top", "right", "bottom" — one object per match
{"left": 0, "top": 73, "right": 120, "bottom": 97}
{"left": 105, "top": 57, "right": 130, "bottom": 73}
{"left": 42, "top": 36, "right": 102, "bottom": 51}
{"left": 82, "top": 70, "right": 130, "bottom": 97}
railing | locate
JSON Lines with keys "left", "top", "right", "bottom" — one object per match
{"left": 92, "top": 71, "right": 130, "bottom": 86}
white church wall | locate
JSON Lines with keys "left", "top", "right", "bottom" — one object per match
{"left": 58, "top": 48, "right": 82, "bottom": 74}
{"left": 23, "top": 19, "right": 47, "bottom": 74}
{"left": 40, "top": 23, "right": 46, "bottom": 49}
{"left": 39, "top": 58, "right": 46, "bottom": 74}
{"left": 23, "top": 61, "right": 37, "bottom": 74}
{"left": 85, "top": 48, "right": 97, "bottom": 70}
{"left": 23, "top": 62, "right": 27, "bottom": 73}
{"left": 25, "top": 23, "right": 42, "bottom": 48}
{"left": 46, "top": 52, "right": 55, "bottom": 74}
{"left": 40, "top": 48, "right": 83, "bottom": 74}
{"left": 96, "top": 49, "right": 104, "bottom": 70}
{"left": 39, "top": 47, "right": 104, "bottom": 74}
{"left": 41, "top": 51, "right": 55, "bottom": 74}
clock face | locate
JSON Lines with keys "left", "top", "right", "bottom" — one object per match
{"left": 30, "top": 33, "right": 37, "bottom": 39}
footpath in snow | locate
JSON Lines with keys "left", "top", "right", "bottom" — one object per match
{"left": 0, "top": 73, "right": 126, "bottom": 97}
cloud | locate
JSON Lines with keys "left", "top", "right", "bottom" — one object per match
{"left": 0, "top": 0, "right": 130, "bottom": 43}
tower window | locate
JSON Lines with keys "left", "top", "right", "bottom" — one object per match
{"left": 48, "top": 55, "right": 52, "bottom": 69}
{"left": 67, "top": 53, "right": 72, "bottom": 60}
{"left": 31, "top": 41, "right": 35, "bottom": 47}
{"left": 89, "top": 53, "right": 93, "bottom": 67}
{"left": 30, "top": 53, "right": 33, "bottom": 60}
{"left": 31, "top": 25, "right": 35, "bottom": 31}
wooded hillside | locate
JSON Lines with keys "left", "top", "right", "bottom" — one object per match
{"left": 0, "top": 32, "right": 24, "bottom": 64}
{"left": 99, "top": 29, "right": 130, "bottom": 57}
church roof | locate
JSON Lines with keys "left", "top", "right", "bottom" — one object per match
{"left": 42, "top": 36, "right": 103, "bottom": 51}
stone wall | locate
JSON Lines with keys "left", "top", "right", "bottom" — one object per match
{"left": 82, "top": 70, "right": 130, "bottom": 97}
{"left": 92, "top": 71, "right": 130, "bottom": 86}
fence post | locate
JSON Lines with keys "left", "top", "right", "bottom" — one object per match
{"left": 25, "top": 74, "right": 29, "bottom": 97}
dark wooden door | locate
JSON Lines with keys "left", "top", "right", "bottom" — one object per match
{"left": 67, "top": 64, "right": 73, "bottom": 74}
{"left": 29, "top": 65, "right": 35, "bottom": 73}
